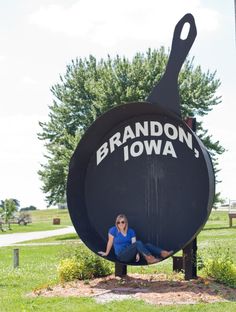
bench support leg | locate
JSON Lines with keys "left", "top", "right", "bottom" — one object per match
{"left": 183, "top": 237, "right": 197, "bottom": 280}
{"left": 173, "top": 237, "right": 197, "bottom": 280}
{"left": 115, "top": 262, "right": 127, "bottom": 277}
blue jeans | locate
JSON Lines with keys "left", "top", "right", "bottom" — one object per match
{"left": 117, "top": 240, "right": 163, "bottom": 263}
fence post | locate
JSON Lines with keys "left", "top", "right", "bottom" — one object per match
{"left": 13, "top": 248, "right": 19, "bottom": 268}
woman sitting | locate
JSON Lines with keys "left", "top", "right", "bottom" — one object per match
{"left": 98, "top": 214, "right": 173, "bottom": 264}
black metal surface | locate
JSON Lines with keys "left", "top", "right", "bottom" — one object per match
{"left": 115, "top": 262, "right": 127, "bottom": 277}
{"left": 172, "top": 119, "right": 198, "bottom": 280}
{"left": 67, "top": 13, "right": 215, "bottom": 266}
{"left": 147, "top": 14, "right": 197, "bottom": 117}
{"left": 173, "top": 238, "right": 197, "bottom": 279}
{"left": 183, "top": 237, "right": 198, "bottom": 280}
{"left": 173, "top": 256, "right": 183, "bottom": 272}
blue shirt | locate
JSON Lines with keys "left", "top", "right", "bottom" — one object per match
{"left": 109, "top": 226, "right": 136, "bottom": 256}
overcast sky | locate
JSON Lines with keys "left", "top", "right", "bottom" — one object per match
{"left": 0, "top": 0, "right": 235, "bottom": 209}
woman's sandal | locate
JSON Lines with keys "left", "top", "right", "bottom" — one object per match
{"left": 145, "top": 255, "right": 161, "bottom": 264}
{"left": 161, "top": 250, "right": 174, "bottom": 259}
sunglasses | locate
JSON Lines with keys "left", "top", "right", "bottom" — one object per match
{"left": 117, "top": 221, "right": 125, "bottom": 224}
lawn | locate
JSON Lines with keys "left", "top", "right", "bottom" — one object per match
{"left": 0, "top": 209, "right": 72, "bottom": 234}
{"left": 0, "top": 210, "right": 236, "bottom": 311}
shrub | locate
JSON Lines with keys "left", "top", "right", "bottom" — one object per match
{"left": 196, "top": 254, "right": 204, "bottom": 270}
{"left": 203, "top": 248, "right": 236, "bottom": 288}
{"left": 57, "top": 245, "right": 113, "bottom": 282}
{"left": 57, "top": 258, "right": 81, "bottom": 282}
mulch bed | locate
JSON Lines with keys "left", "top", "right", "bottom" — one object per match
{"left": 30, "top": 273, "right": 236, "bottom": 305}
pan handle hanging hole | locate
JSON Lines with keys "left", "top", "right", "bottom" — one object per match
{"left": 180, "top": 22, "right": 190, "bottom": 40}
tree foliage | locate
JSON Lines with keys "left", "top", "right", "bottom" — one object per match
{"left": 0, "top": 198, "right": 20, "bottom": 230}
{"left": 38, "top": 48, "right": 224, "bottom": 205}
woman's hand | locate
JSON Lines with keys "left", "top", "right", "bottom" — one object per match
{"left": 98, "top": 251, "right": 108, "bottom": 257}
{"left": 136, "top": 253, "right": 140, "bottom": 262}
{"left": 98, "top": 234, "right": 114, "bottom": 257}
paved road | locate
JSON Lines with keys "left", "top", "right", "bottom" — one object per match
{"left": 0, "top": 226, "right": 76, "bottom": 247}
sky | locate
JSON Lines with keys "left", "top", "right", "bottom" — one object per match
{"left": 0, "top": 0, "right": 235, "bottom": 209}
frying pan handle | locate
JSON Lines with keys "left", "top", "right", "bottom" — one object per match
{"left": 167, "top": 13, "right": 197, "bottom": 76}
{"left": 147, "top": 14, "right": 197, "bottom": 117}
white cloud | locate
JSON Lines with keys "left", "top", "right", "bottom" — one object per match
{"left": 0, "top": 115, "right": 46, "bottom": 208}
{"left": 29, "top": 0, "right": 220, "bottom": 47}
{"left": 0, "top": 55, "right": 6, "bottom": 62}
{"left": 21, "top": 75, "right": 38, "bottom": 86}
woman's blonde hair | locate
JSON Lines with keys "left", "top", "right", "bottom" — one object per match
{"left": 115, "top": 214, "right": 128, "bottom": 233}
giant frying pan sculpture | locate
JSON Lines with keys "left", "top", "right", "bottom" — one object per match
{"left": 67, "top": 13, "right": 215, "bottom": 265}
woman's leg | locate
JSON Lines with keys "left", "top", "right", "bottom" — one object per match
{"left": 135, "top": 241, "right": 160, "bottom": 264}
{"left": 135, "top": 241, "right": 152, "bottom": 256}
{"left": 145, "top": 243, "right": 163, "bottom": 257}
{"left": 117, "top": 243, "right": 138, "bottom": 262}
{"left": 118, "top": 241, "right": 161, "bottom": 264}
{"left": 145, "top": 243, "right": 173, "bottom": 258}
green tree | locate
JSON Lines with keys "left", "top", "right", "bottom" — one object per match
{"left": 38, "top": 48, "right": 224, "bottom": 205}
{"left": 38, "top": 131, "right": 81, "bottom": 205}
{"left": 0, "top": 198, "right": 20, "bottom": 230}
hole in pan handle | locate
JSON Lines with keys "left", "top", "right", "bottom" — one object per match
{"left": 170, "top": 13, "right": 197, "bottom": 68}
{"left": 147, "top": 13, "right": 197, "bottom": 118}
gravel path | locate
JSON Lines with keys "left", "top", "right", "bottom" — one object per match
{"left": 0, "top": 226, "right": 76, "bottom": 247}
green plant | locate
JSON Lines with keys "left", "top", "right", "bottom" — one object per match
{"left": 58, "top": 245, "right": 113, "bottom": 282}
{"left": 0, "top": 198, "right": 20, "bottom": 230}
{"left": 57, "top": 258, "right": 81, "bottom": 282}
{"left": 203, "top": 248, "right": 236, "bottom": 288}
{"left": 197, "top": 253, "right": 205, "bottom": 270}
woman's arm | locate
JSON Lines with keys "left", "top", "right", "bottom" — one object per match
{"left": 98, "top": 233, "right": 114, "bottom": 256}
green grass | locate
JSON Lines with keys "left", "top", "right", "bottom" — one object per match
{"left": 198, "top": 211, "right": 236, "bottom": 261}
{"left": 1, "top": 245, "right": 236, "bottom": 312}
{"left": 30, "top": 209, "right": 71, "bottom": 223}
{"left": 0, "top": 209, "right": 72, "bottom": 234}
{"left": 18, "top": 233, "right": 79, "bottom": 244}
{"left": 0, "top": 210, "right": 236, "bottom": 311}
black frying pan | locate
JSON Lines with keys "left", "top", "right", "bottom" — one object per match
{"left": 67, "top": 13, "right": 215, "bottom": 265}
